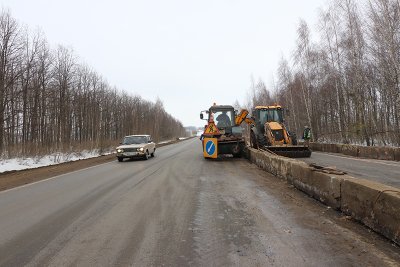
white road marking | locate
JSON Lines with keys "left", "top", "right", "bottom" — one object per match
{"left": 0, "top": 141, "right": 187, "bottom": 195}
{"left": 0, "top": 162, "right": 115, "bottom": 195}
{"left": 0, "top": 139, "right": 191, "bottom": 194}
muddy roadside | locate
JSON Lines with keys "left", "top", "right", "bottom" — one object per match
{"left": 0, "top": 138, "right": 194, "bottom": 192}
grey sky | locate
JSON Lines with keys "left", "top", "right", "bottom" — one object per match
{"left": 2, "top": 0, "right": 323, "bottom": 127}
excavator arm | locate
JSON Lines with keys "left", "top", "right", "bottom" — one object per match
{"left": 235, "top": 109, "right": 254, "bottom": 126}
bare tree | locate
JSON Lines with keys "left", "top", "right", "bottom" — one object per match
{"left": 0, "top": 10, "right": 187, "bottom": 158}
{"left": 250, "top": 0, "right": 400, "bottom": 146}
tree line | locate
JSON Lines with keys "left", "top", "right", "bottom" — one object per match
{"left": 248, "top": 0, "right": 400, "bottom": 146}
{"left": 0, "top": 9, "right": 186, "bottom": 158}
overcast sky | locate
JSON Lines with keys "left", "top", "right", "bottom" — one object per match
{"left": 2, "top": 0, "right": 324, "bottom": 127}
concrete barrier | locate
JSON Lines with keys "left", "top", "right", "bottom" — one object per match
{"left": 395, "top": 149, "right": 400, "bottom": 161}
{"left": 341, "top": 178, "right": 400, "bottom": 244}
{"left": 310, "top": 142, "right": 400, "bottom": 161}
{"left": 246, "top": 147, "right": 400, "bottom": 245}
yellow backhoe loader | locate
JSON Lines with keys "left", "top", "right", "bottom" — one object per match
{"left": 236, "top": 105, "right": 311, "bottom": 158}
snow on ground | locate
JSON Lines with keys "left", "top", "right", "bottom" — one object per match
{"left": 158, "top": 137, "right": 191, "bottom": 144}
{"left": 0, "top": 137, "right": 191, "bottom": 173}
{"left": 0, "top": 149, "right": 113, "bottom": 174}
{"left": 158, "top": 140, "right": 173, "bottom": 145}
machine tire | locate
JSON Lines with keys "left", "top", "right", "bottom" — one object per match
{"left": 257, "top": 134, "right": 269, "bottom": 147}
{"left": 291, "top": 133, "right": 298, "bottom": 145}
{"left": 151, "top": 149, "right": 155, "bottom": 157}
{"left": 117, "top": 157, "right": 123, "bottom": 162}
{"left": 144, "top": 150, "right": 149, "bottom": 160}
{"left": 250, "top": 130, "right": 258, "bottom": 149}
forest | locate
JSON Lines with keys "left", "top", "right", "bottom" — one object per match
{"left": 247, "top": 0, "right": 400, "bottom": 146}
{"left": 0, "top": 9, "right": 186, "bottom": 158}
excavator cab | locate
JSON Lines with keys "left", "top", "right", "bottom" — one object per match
{"left": 264, "top": 108, "right": 283, "bottom": 124}
{"left": 209, "top": 106, "right": 236, "bottom": 134}
{"left": 253, "top": 106, "right": 284, "bottom": 134}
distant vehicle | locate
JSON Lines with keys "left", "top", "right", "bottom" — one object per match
{"left": 116, "top": 135, "right": 156, "bottom": 162}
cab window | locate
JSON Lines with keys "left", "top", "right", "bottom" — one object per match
{"left": 212, "top": 110, "right": 234, "bottom": 127}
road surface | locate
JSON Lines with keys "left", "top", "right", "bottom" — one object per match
{"left": 301, "top": 151, "right": 400, "bottom": 188}
{"left": 0, "top": 139, "right": 399, "bottom": 266}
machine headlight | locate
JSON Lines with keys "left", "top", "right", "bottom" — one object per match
{"left": 139, "top": 147, "right": 144, "bottom": 152}
{"left": 117, "top": 148, "right": 123, "bottom": 153}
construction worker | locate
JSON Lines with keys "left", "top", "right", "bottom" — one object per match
{"left": 303, "top": 126, "right": 311, "bottom": 146}
{"left": 216, "top": 111, "right": 231, "bottom": 127}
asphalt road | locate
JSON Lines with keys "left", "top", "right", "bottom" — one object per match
{"left": 0, "top": 139, "right": 399, "bottom": 266}
{"left": 301, "top": 151, "right": 400, "bottom": 188}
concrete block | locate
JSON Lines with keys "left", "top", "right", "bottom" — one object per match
{"left": 249, "top": 147, "right": 342, "bottom": 209}
{"left": 341, "top": 144, "right": 359, "bottom": 157}
{"left": 358, "top": 146, "right": 394, "bottom": 160}
{"left": 336, "top": 144, "right": 343, "bottom": 154}
{"left": 394, "top": 148, "right": 400, "bottom": 161}
{"left": 341, "top": 178, "right": 400, "bottom": 245}
{"left": 358, "top": 146, "right": 376, "bottom": 160}
{"left": 376, "top": 147, "right": 395, "bottom": 160}
{"left": 271, "top": 156, "right": 290, "bottom": 179}
{"left": 309, "top": 142, "right": 321, "bottom": 152}
{"left": 310, "top": 142, "right": 400, "bottom": 162}
{"left": 329, "top": 144, "right": 340, "bottom": 154}
{"left": 374, "top": 191, "right": 400, "bottom": 245}
{"left": 289, "top": 162, "right": 342, "bottom": 209}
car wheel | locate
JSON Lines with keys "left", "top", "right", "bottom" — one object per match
{"left": 117, "top": 157, "right": 123, "bottom": 162}
{"left": 144, "top": 150, "right": 149, "bottom": 160}
{"left": 151, "top": 149, "right": 155, "bottom": 157}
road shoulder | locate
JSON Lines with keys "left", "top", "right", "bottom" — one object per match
{"left": 0, "top": 138, "right": 193, "bottom": 192}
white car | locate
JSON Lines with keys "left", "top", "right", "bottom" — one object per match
{"left": 116, "top": 135, "right": 156, "bottom": 162}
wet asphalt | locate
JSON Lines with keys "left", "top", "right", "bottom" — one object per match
{"left": 301, "top": 151, "right": 400, "bottom": 188}
{"left": 0, "top": 138, "right": 399, "bottom": 266}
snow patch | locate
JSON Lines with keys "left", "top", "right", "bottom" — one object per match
{"left": 158, "top": 140, "right": 173, "bottom": 144}
{"left": 0, "top": 150, "right": 113, "bottom": 173}
{"left": 0, "top": 137, "right": 191, "bottom": 173}
{"left": 158, "top": 137, "right": 189, "bottom": 144}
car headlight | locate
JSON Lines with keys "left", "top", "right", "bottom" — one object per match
{"left": 139, "top": 147, "right": 144, "bottom": 151}
{"left": 117, "top": 148, "right": 123, "bottom": 153}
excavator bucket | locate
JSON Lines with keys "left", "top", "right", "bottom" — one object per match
{"left": 263, "top": 146, "right": 312, "bottom": 158}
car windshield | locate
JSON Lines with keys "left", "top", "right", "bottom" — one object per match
{"left": 210, "top": 109, "right": 235, "bottom": 128}
{"left": 122, "top": 136, "right": 147, "bottom": 145}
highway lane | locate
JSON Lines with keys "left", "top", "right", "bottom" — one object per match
{"left": 0, "top": 138, "right": 399, "bottom": 266}
{"left": 301, "top": 151, "right": 400, "bottom": 188}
